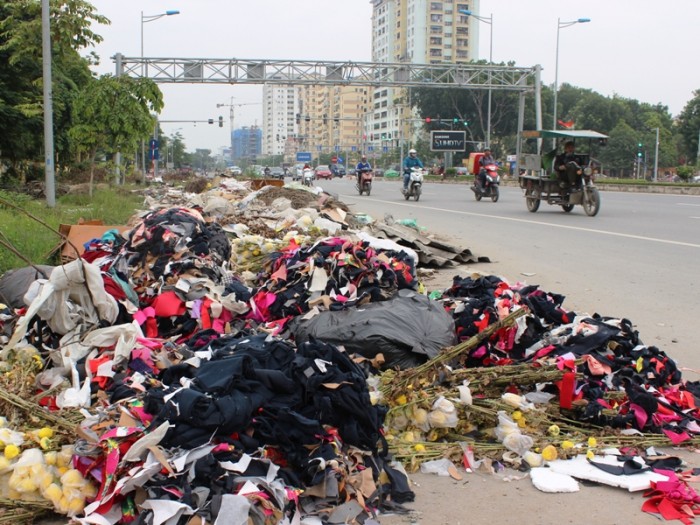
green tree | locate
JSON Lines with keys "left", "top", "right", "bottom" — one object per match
{"left": 676, "top": 89, "right": 700, "bottom": 164}
{"left": 0, "top": 0, "right": 108, "bottom": 178}
{"left": 70, "top": 75, "right": 163, "bottom": 190}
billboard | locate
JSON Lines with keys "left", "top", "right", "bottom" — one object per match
{"left": 430, "top": 131, "right": 466, "bottom": 152}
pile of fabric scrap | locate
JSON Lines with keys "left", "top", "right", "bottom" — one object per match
{"left": 380, "top": 273, "right": 699, "bottom": 475}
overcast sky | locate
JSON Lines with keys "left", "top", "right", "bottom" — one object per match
{"left": 87, "top": 0, "right": 699, "bottom": 152}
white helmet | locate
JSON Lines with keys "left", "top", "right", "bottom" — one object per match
{"left": 409, "top": 149, "right": 417, "bottom": 155}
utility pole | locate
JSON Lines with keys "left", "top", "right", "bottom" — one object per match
{"left": 653, "top": 127, "right": 659, "bottom": 182}
{"left": 41, "top": 0, "right": 55, "bottom": 207}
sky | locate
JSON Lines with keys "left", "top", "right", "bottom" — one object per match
{"left": 86, "top": 0, "right": 700, "bottom": 152}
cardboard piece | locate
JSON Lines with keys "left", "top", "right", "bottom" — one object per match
{"left": 59, "top": 222, "right": 131, "bottom": 262}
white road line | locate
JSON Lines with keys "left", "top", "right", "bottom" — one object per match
{"left": 677, "top": 203, "right": 700, "bottom": 207}
{"left": 340, "top": 194, "right": 700, "bottom": 249}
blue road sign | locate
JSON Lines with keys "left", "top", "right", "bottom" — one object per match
{"left": 367, "top": 146, "right": 374, "bottom": 152}
{"left": 296, "top": 152, "right": 312, "bottom": 162}
{"left": 382, "top": 146, "right": 388, "bottom": 153}
{"left": 335, "top": 145, "right": 340, "bottom": 152}
{"left": 351, "top": 146, "right": 357, "bottom": 152}
{"left": 149, "top": 138, "right": 160, "bottom": 161}
{"left": 338, "top": 156, "right": 343, "bottom": 163}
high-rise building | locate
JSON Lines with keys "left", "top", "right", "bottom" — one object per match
{"left": 370, "top": 0, "right": 480, "bottom": 147}
{"left": 232, "top": 126, "right": 262, "bottom": 163}
{"left": 262, "top": 81, "right": 300, "bottom": 157}
{"left": 297, "top": 84, "right": 373, "bottom": 162}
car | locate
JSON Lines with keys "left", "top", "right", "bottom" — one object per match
{"left": 226, "top": 166, "right": 242, "bottom": 176}
{"left": 292, "top": 164, "right": 304, "bottom": 181}
{"left": 692, "top": 174, "right": 700, "bottom": 183}
{"left": 268, "top": 167, "right": 285, "bottom": 179}
{"left": 456, "top": 167, "right": 468, "bottom": 176}
{"left": 331, "top": 164, "right": 346, "bottom": 177}
{"left": 314, "top": 165, "right": 333, "bottom": 179}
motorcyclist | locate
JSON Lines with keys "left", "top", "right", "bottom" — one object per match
{"left": 356, "top": 155, "right": 372, "bottom": 186}
{"left": 402, "top": 149, "right": 423, "bottom": 193}
{"left": 263, "top": 166, "right": 271, "bottom": 177}
{"left": 477, "top": 147, "right": 496, "bottom": 191}
{"left": 554, "top": 141, "right": 583, "bottom": 190}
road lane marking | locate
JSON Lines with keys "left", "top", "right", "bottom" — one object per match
{"left": 340, "top": 194, "right": 700, "bottom": 249}
{"left": 677, "top": 203, "right": 700, "bottom": 207}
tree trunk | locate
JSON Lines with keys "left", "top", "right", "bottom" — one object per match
{"left": 89, "top": 148, "right": 97, "bottom": 198}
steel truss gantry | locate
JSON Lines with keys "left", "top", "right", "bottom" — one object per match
{"left": 113, "top": 54, "right": 544, "bottom": 169}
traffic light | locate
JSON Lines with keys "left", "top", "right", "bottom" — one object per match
{"left": 218, "top": 116, "right": 224, "bottom": 128}
{"left": 425, "top": 117, "right": 432, "bottom": 124}
{"left": 305, "top": 115, "right": 310, "bottom": 122}
{"left": 453, "top": 117, "right": 459, "bottom": 124}
{"left": 295, "top": 113, "right": 300, "bottom": 124}
{"left": 207, "top": 118, "right": 214, "bottom": 125}
{"left": 462, "top": 120, "right": 469, "bottom": 127}
{"left": 334, "top": 117, "right": 339, "bottom": 125}
{"left": 637, "top": 142, "right": 643, "bottom": 158}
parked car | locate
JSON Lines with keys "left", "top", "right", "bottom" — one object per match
{"left": 269, "top": 167, "right": 285, "bottom": 179}
{"left": 314, "top": 165, "right": 333, "bottom": 179}
{"left": 227, "top": 166, "right": 242, "bottom": 176}
{"left": 456, "top": 167, "right": 469, "bottom": 176}
{"left": 331, "top": 164, "right": 346, "bottom": 177}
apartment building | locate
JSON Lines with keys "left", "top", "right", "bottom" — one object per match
{"left": 370, "top": 0, "right": 480, "bottom": 146}
{"left": 297, "top": 84, "right": 373, "bottom": 161}
{"left": 262, "top": 81, "right": 300, "bottom": 157}
{"left": 232, "top": 126, "right": 262, "bottom": 163}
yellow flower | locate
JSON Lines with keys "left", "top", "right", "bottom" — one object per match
{"left": 517, "top": 417, "right": 527, "bottom": 428}
{"left": 4, "top": 444, "right": 20, "bottom": 460}
{"left": 587, "top": 437, "right": 597, "bottom": 448}
{"left": 38, "top": 428, "right": 54, "bottom": 439}
{"left": 511, "top": 410, "right": 523, "bottom": 421}
{"left": 542, "top": 445, "right": 558, "bottom": 461}
{"left": 395, "top": 395, "right": 408, "bottom": 405}
{"left": 547, "top": 425, "right": 560, "bottom": 437}
{"left": 414, "top": 444, "right": 426, "bottom": 452}
{"left": 586, "top": 450, "right": 595, "bottom": 460}
{"left": 39, "top": 437, "right": 52, "bottom": 450}
{"left": 561, "top": 440, "right": 575, "bottom": 450}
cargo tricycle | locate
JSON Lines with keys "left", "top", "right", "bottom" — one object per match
{"left": 517, "top": 130, "right": 608, "bottom": 217}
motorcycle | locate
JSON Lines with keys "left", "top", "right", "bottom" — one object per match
{"left": 302, "top": 168, "right": 315, "bottom": 187}
{"left": 402, "top": 167, "right": 424, "bottom": 201}
{"left": 356, "top": 169, "right": 373, "bottom": 195}
{"left": 471, "top": 163, "right": 500, "bottom": 202}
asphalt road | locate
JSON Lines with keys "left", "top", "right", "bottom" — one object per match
{"left": 317, "top": 176, "right": 700, "bottom": 369}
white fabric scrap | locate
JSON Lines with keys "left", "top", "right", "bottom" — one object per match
{"left": 356, "top": 231, "right": 419, "bottom": 264}
{"left": 530, "top": 467, "right": 580, "bottom": 493}
{"left": 213, "top": 494, "right": 250, "bottom": 525}
{"left": 548, "top": 454, "right": 669, "bottom": 492}
{"left": 140, "top": 500, "right": 193, "bottom": 525}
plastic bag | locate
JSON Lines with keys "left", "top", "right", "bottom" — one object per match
{"left": 420, "top": 458, "right": 458, "bottom": 477}
{"left": 427, "top": 396, "right": 458, "bottom": 429}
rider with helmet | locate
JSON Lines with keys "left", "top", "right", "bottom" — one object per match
{"left": 477, "top": 147, "right": 496, "bottom": 191}
{"left": 403, "top": 149, "right": 424, "bottom": 193}
{"left": 356, "top": 155, "right": 372, "bottom": 186}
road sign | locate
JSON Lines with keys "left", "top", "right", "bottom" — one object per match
{"left": 382, "top": 146, "right": 388, "bottom": 153}
{"left": 334, "top": 146, "right": 340, "bottom": 152}
{"left": 430, "top": 130, "right": 466, "bottom": 152}
{"left": 351, "top": 146, "right": 357, "bottom": 152}
{"left": 331, "top": 156, "right": 338, "bottom": 163}
{"left": 367, "top": 146, "right": 374, "bottom": 152}
{"left": 296, "top": 152, "right": 312, "bottom": 162}
{"left": 149, "top": 138, "right": 160, "bottom": 160}
{"left": 338, "top": 156, "right": 343, "bottom": 163}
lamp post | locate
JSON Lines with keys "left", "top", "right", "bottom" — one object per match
{"left": 459, "top": 9, "right": 493, "bottom": 148}
{"left": 140, "top": 10, "right": 179, "bottom": 178}
{"left": 653, "top": 127, "right": 660, "bottom": 183}
{"left": 553, "top": 17, "right": 590, "bottom": 146}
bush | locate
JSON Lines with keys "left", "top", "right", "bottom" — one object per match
{"left": 676, "top": 165, "right": 696, "bottom": 182}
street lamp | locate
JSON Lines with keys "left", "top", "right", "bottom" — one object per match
{"left": 140, "top": 9, "right": 179, "bottom": 179}
{"left": 553, "top": 17, "right": 590, "bottom": 144}
{"left": 459, "top": 9, "right": 493, "bottom": 148}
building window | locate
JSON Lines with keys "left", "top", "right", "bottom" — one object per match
{"left": 430, "top": 48, "right": 442, "bottom": 57}
{"left": 430, "top": 14, "right": 442, "bottom": 22}
{"left": 430, "top": 37, "right": 442, "bottom": 45}
{"left": 430, "top": 2, "right": 443, "bottom": 10}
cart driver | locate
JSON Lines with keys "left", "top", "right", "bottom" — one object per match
{"left": 554, "top": 141, "right": 583, "bottom": 189}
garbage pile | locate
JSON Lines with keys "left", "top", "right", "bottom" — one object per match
{"left": 1, "top": 180, "right": 699, "bottom": 524}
